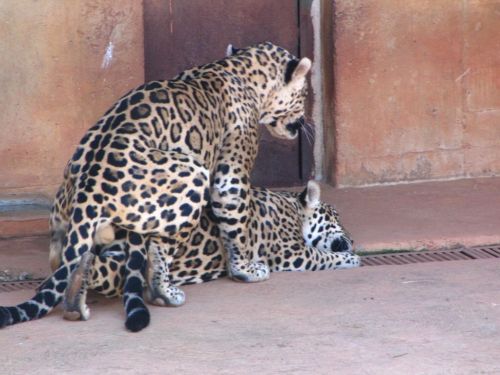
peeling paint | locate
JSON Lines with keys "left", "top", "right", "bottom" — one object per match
{"left": 101, "top": 41, "right": 114, "bottom": 69}
{"left": 0, "top": 1, "right": 144, "bottom": 197}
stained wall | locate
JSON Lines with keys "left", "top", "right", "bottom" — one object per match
{"left": 332, "top": 0, "right": 500, "bottom": 186}
{"left": 1, "top": 1, "right": 498, "bottom": 194}
{"left": 0, "top": 1, "right": 144, "bottom": 197}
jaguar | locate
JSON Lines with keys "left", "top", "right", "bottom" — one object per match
{"left": 0, "top": 42, "right": 312, "bottom": 330}
{"left": 29, "top": 181, "right": 360, "bottom": 331}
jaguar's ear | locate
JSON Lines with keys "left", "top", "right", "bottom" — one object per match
{"left": 226, "top": 44, "right": 240, "bottom": 57}
{"left": 299, "top": 180, "right": 321, "bottom": 208}
{"left": 286, "top": 57, "right": 312, "bottom": 84}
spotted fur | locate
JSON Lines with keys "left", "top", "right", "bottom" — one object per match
{"left": 0, "top": 42, "right": 311, "bottom": 330}
{"left": 73, "top": 181, "right": 360, "bottom": 308}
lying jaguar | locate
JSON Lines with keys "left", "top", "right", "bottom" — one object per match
{"left": 90, "top": 180, "right": 359, "bottom": 289}
{"left": 0, "top": 181, "right": 360, "bottom": 331}
{"left": 62, "top": 180, "right": 360, "bottom": 331}
{"left": 0, "top": 42, "right": 313, "bottom": 329}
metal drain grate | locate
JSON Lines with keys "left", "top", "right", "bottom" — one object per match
{"left": 0, "top": 246, "right": 499, "bottom": 292}
{"left": 361, "top": 245, "right": 500, "bottom": 267}
{"left": 0, "top": 279, "right": 43, "bottom": 293}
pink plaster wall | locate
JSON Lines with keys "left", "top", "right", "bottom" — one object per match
{"left": 333, "top": 0, "right": 500, "bottom": 186}
{"left": 0, "top": 1, "right": 144, "bottom": 198}
{"left": 1, "top": 1, "right": 498, "bottom": 194}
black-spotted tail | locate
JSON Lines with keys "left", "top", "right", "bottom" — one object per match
{"left": 0, "top": 261, "right": 78, "bottom": 328}
{"left": 122, "top": 247, "right": 150, "bottom": 332}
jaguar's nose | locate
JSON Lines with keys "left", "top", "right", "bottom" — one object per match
{"left": 285, "top": 117, "right": 304, "bottom": 136}
{"left": 330, "top": 236, "right": 353, "bottom": 252}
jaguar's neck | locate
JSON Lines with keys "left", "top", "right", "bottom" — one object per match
{"left": 175, "top": 54, "right": 286, "bottom": 111}
{"left": 223, "top": 55, "right": 283, "bottom": 106}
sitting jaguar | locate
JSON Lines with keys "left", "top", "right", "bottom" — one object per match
{"left": 0, "top": 42, "right": 312, "bottom": 330}
{"left": 44, "top": 181, "right": 360, "bottom": 331}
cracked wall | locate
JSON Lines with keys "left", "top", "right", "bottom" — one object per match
{"left": 332, "top": 0, "right": 500, "bottom": 186}
{"left": 0, "top": 1, "right": 144, "bottom": 197}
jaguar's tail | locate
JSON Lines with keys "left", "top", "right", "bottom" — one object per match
{"left": 89, "top": 243, "right": 151, "bottom": 333}
{"left": 0, "top": 260, "right": 79, "bottom": 328}
{"left": 110, "top": 246, "right": 150, "bottom": 333}
{"left": 122, "top": 263, "right": 150, "bottom": 333}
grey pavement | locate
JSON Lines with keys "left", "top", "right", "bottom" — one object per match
{"left": 1, "top": 259, "right": 499, "bottom": 375}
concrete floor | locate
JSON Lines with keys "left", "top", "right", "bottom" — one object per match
{"left": 1, "top": 259, "right": 499, "bottom": 374}
{"left": 1, "top": 177, "right": 499, "bottom": 374}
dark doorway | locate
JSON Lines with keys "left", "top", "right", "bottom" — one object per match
{"left": 143, "top": 0, "right": 313, "bottom": 187}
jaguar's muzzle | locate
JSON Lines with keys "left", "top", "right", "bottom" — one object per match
{"left": 331, "top": 236, "right": 354, "bottom": 253}
{"left": 285, "top": 117, "right": 304, "bottom": 137}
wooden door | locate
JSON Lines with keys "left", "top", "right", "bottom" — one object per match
{"left": 143, "top": 0, "right": 313, "bottom": 187}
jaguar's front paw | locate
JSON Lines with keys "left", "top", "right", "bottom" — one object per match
{"left": 145, "top": 285, "right": 186, "bottom": 307}
{"left": 351, "top": 254, "right": 361, "bottom": 267}
{"left": 230, "top": 261, "right": 270, "bottom": 283}
{"left": 336, "top": 253, "right": 361, "bottom": 269}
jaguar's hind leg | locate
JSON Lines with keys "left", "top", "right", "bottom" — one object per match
{"left": 89, "top": 233, "right": 187, "bottom": 308}
{"left": 75, "top": 229, "right": 151, "bottom": 332}
{"left": 63, "top": 251, "right": 95, "bottom": 321}
{"left": 145, "top": 236, "right": 185, "bottom": 307}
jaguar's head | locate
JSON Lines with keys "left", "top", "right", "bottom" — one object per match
{"left": 226, "top": 42, "right": 311, "bottom": 140}
{"left": 298, "top": 181, "right": 354, "bottom": 253}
